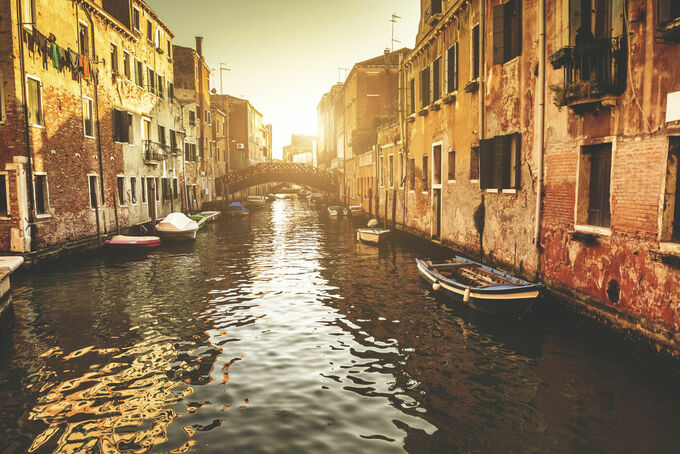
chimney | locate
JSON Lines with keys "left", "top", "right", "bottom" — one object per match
{"left": 195, "top": 36, "right": 204, "bottom": 58}
{"left": 384, "top": 48, "right": 391, "bottom": 55}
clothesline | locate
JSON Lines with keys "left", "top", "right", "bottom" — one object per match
{"left": 23, "top": 27, "right": 92, "bottom": 81}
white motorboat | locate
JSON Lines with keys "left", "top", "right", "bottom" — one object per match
{"left": 156, "top": 212, "right": 199, "bottom": 240}
{"left": 328, "top": 206, "right": 348, "bottom": 216}
{"left": 356, "top": 228, "right": 391, "bottom": 245}
{"left": 244, "top": 195, "right": 266, "bottom": 209}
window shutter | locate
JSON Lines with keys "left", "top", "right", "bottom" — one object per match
{"left": 479, "top": 138, "right": 493, "bottom": 189}
{"left": 429, "top": 63, "right": 434, "bottom": 103}
{"left": 493, "top": 4, "right": 505, "bottom": 65}
{"left": 443, "top": 49, "right": 448, "bottom": 94}
{"left": 126, "top": 112, "right": 133, "bottom": 143}
{"left": 658, "top": 0, "right": 671, "bottom": 25}
{"left": 513, "top": 134, "right": 521, "bottom": 189}
{"left": 502, "top": 135, "right": 513, "bottom": 189}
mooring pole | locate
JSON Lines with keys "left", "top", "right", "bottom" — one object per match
{"left": 150, "top": 183, "right": 157, "bottom": 235}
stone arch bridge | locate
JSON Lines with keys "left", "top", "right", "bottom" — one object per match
{"left": 216, "top": 162, "right": 339, "bottom": 194}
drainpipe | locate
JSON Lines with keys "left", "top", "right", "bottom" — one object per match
{"left": 534, "top": 0, "right": 546, "bottom": 248}
{"left": 83, "top": 9, "right": 115, "bottom": 236}
{"left": 398, "top": 53, "right": 408, "bottom": 228}
{"left": 478, "top": 0, "right": 485, "bottom": 142}
{"left": 16, "top": 0, "right": 36, "bottom": 250}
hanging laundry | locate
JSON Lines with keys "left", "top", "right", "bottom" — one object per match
{"left": 80, "top": 55, "right": 90, "bottom": 80}
{"left": 51, "top": 42, "right": 59, "bottom": 69}
{"left": 58, "top": 47, "right": 67, "bottom": 71}
{"left": 68, "top": 49, "right": 79, "bottom": 70}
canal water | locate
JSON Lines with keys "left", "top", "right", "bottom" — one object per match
{"left": 1, "top": 198, "right": 679, "bottom": 453}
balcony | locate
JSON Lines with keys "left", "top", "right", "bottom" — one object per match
{"left": 549, "top": 35, "right": 627, "bottom": 113}
{"left": 143, "top": 140, "right": 167, "bottom": 164}
{"left": 424, "top": 1, "right": 442, "bottom": 26}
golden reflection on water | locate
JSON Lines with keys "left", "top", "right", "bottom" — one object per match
{"left": 27, "top": 338, "right": 197, "bottom": 453}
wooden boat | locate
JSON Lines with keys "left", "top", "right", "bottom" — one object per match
{"left": 226, "top": 201, "right": 249, "bottom": 217}
{"left": 356, "top": 228, "right": 391, "bottom": 245}
{"left": 105, "top": 235, "right": 161, "bottom": 250}
{"left": 156, "top": 213, "right": 199, "bottom": 240}
{"left": 197, "top": 211, "right": 221, "bottom": 223}
{"left": 349, "top": 205, "right": 363, "bottom": 215}
{"left": 416, "top": 257, "right": 543, "bottom": 318}
{"left": 189, "top": 214, "right": 207, "bottom": 230}
{"left": 308, "top": 193, "right": 325, "bottom": 206}
{"left": 327, "top": 206, "right": 348, "bottom": 216}
{"left": 244, "top": 195, "right": 266, "bottom": 209}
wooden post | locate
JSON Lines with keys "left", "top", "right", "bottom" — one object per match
{"left": 149, "top": 184, "right": 157, "bottom": 235}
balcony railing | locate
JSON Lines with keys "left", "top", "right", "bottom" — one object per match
{"left": 143, "top": 140, "right": 167, "bottom": 162}
{"left": 549, "top": 35, "right": 627, "bottom": 108}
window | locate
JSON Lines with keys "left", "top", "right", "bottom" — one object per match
{"left": 659, "top": 0, "right": 680, "bottom": 25}
{"left": 147, "top": 20, "right": 153, "bottom": 42}
{"left": 130, "top": 176, "right": 137, "bottom": 204}
{"left": 141, "top": 176, "right": 147, "bottom": 203}
{"left": 158, "top": 125, "right": 166, "bottom": 146}
{"left": 432, "top": 58, "right": 441, "bottom": 101}
{"left": 88, "top": 175, "right": 98, "bottom": 209}
{"left": 155, "top": 28, "right": 161, "bottom": 49}
{"left": 162, "top": 178, "right": 172, "bottom": 201}
{"left": 189, "top": 110, "right": 196, "bottom": 126}
{"left": 409, "top": 158, "right": 416, "bottom": 189}
{"left": 470, "top": 146, "right": 480, "bottom": 180}
{"left": 0, "top": 72, "right": 5, "bottom": 123}
{"left": 83, "top": 97, "right": 94, "bottom": 138}
{"left": 662, "top": 138, "right": 680, "bottom": 242}
{"left": 480, "top": 134, "right": 521, "bottom": 190}
{"left": 168, "top": 81, "right": 174, "bottom": 100}
{"left": 170, "top": 129, "right": 177, "bottom": 152}
{"left": 447, "top": 43, "right": 458, "bottom": 93}
{"left": 21, "top": 0, "right": 34, "bottom": 28}
{"left": 34, "top": 174, "right": 49, "bottom": 216}
{"left": 420, "top": 66, "right": 431, "bottom": 107}
{"left": 433, "top": 145, "right": 442, "bottom": 185}
{"left": 26, "top": 76, "right": 43, "bottom": 126}
{"left": 167, "top": 39, "right": 172, "bottom": 59}
{"left": 157, "top": 74, "right": 164, "bottom": 98}
{"left": 493, "top": 0, "right": 522, "bottom": 65}
{"left": 79, "top": 22, "right": 89, "bottom": 57}
{"left": 399, "top": 153, "right": 405, "bottom": 188}
{"left": 379, "top": 155, "right": 384, "bottom": 187}
{"left": 123, "top": 51, "right": 131, "bottom": 79}
{"left": 448, "top": 150, "right": 456, "bottom": 181}
{"left": 389, "top": 155, "right": 394, "bottom": 187}
{"left": 206, "top": 110, "right": 211, "bottom": 125}
{"left": 147, "top": 68, "right": 155, "bottom": 94}
{"left": 422, "top": 156, "right": 429, "bottom": 191}
{"left": 570, "top": 0, "right": 625, "bottom": 45}
{"left": 409, "top": 78, "right": 415, "bottom": 114}
{"left": 155, "top": 178, "right": 160, "bottom": 201}
{"left": 135, "top": 59, "right": 143, "bottom": 87}
{"left": 110, "top": 43, "right": 119, "bottom": 74}
{"left": 209, "top": 141, "right": 214, "bottom": 158}
{"left": 113, "top": 109, "right": 133, "bottom": 143}
{"left": 132, "top": 7, "right": 140, "bottom": 32}
{"left": 577, "top": 143, "right": 612, "bottom": 228}
{"left": 471, "top": 24, "right": 480, "bottom": 79}
{"left": 367, "top": 73, "right": 380, "bottom": 96}
{"left": 173, "top": 178, "right": 179, "bottom": 199}
{"left": 0, "top": 174, "right": 9, "bottom": 217}
{"left": 431, "top": 0, "right": 442, "bottom": 14}
{"left": 117, "top": 176, "right": 126, "bottom": 206}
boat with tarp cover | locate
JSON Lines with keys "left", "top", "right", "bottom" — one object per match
{"left": 416, "top": 256, "right": 543, "bottom": 318}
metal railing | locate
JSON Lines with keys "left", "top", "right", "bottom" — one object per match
{"left": 143, "top": 140, "right": 167, "bottom": 162}
{"left": 550, "top": 35, "right": 627, "bottom": 105}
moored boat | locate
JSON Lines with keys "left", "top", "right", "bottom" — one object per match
{"left": 356, "top": 228, "right": 391, "bottom": 245}
{"left": 308, "top": 193, "right": 325, "bottom": 206}
{"left": 156, "top": 213, "right": 199, "bottom": 240}
{"left": 244, "top": 195, "right": 266, "bottom": 209}
{"left": 198, "top": 211, "right": 221, "bottom": 223}
{"left": 416, "top": 257, "right": 543, "bottom": 318}
{"left": 189, "top": 214, "right": 207, "bottom": 230}
{"left": 328, "top": 206, "right": 348, "bottom": 216}
{"left": 105, "top": 235, "right": 161, "bottom": 251}
{"left": 226, "top": 201, "right": 250, "bottom": 217}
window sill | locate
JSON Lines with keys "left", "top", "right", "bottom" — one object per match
{"left": 574, "top": 224, "right": 612, "bottom": 237}
{"left": 502, "top": 188, "right": 517, "bottom": 194}
{"left": 659, "top": 242, "right": 680, "bottom": 255}
{"left": 84, "top": 135, "right": 95, "bottom": 140}
{"left": 651, "top": 243, "right": 680, "bottom": 268}
{"left": 470, "top": 179, "right": 480, "bottom": 184}
{"left": 485, "top": 188, "right": 498, "bottom": 194}
{"left": 443, "top": 92, "right": 457, "bottom": 104}
{"left": 447, "top": 180, "right": 456, "bottom": 184}
{"left": 421, "top": 191, "right": 429, "bottom": 195}
{"left": 30, "top": 124, "right": 45, "bottom": 129}
{"left": 35, "top": 213, "right": 52, "bottom": 220}
{"left": 0, "top": 216, "right": 12, "bottom": 221}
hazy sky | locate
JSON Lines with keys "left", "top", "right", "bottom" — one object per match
{"left": 146, "top": 0, "right": 419, "bottom": 159}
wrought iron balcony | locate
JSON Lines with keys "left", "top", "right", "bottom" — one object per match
{"left": 549, "top": 35, "right": 627, "bottom": 108}
{"left": 143, "top": 140, "right": 167, "bottom": 162}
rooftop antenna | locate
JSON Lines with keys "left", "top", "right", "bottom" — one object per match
{"left": 219, "top": 62, "right": 231, "bottom": 95}
{"left": 391, "top": 13, "right": 401, "bottom": 51}
{"left": 338, "top": 67, "right": 349, "bottom": 83}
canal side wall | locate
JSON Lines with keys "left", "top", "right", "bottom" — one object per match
{"left": 0, "top": 257, "right": 24, "bottom": 338}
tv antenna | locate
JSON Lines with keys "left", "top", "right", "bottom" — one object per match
{"left": 338, "top": 67, "right": 349, "bottom": 83}
{"left": 219, "top": 62, "right": 231, "bottom": 95}
{"left": 391, "top": 13, "right": 401, "bottom": 51}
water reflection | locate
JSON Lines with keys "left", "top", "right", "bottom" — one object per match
{"left": 0, "top": 198, "right": 679, "bottom": 453}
